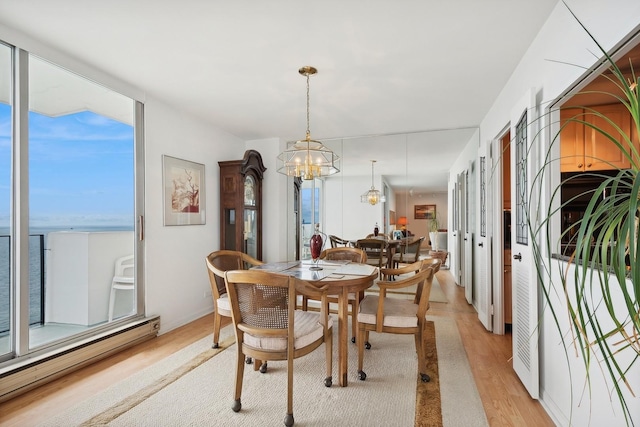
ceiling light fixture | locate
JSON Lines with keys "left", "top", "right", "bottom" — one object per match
{"left": 277, "top": 66, "right": 340, "bottom": 180}
{"left": 361, "top": 160, "right": 386, "bottom": 205}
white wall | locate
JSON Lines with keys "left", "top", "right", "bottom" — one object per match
{"left": 449, "top": 1, "right": 640, "bottom": 424}
{"left": 144, "top": 97, "right": 244, "bottom": 333}
{"left": 546, "top": 259, "right": 640, "bottom": 426}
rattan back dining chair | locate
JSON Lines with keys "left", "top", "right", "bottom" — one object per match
{"left": 356, "top": 259, "right": 440, "bottom": 383}
{"left": 224, "top": 269, "right": 333, "bottom": 427}
{"left": 205, "top": 250, "right": 264, "bottom": 359}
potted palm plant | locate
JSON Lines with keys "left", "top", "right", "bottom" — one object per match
{"left": 429, "top": 212, "right": 440, "bottom": 251}
{"left": 532, "top": 4, "right": 639, "bottom": 424}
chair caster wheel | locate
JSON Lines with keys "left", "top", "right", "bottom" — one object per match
{"left": 232, "top": 399, "right": 241, "bottom": 412}
{"left": 351, "top": 337, "right": 355, "bottom": 344}
{"left": 259, "top": 362, "right": 268, "bottom": 373}
{"left": 420, "top": 373, "right": 430, "bottom": 383}
{"left": 245, "top": 357, "right": 253, "bottom": 364}
{"left": 357, "top": 370, "right": 367, "bottom": 381}
{"left": 365, "top": 342, "right": 371, "bottom": 350}
{"left": 212, "top": 342, "right": 220, "bottom": 349}
{"left": 284, "top": 413, "right": 294, "bottom": 427}
{"left": 324, "top": 377, "right": 332, "bottom": 387}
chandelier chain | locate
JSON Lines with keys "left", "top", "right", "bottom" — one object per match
{"left": 371, "top": 160, "right": 376, "bottom": 188}
{"left": 306, "top": 72, "right": 311, "bottom": 139}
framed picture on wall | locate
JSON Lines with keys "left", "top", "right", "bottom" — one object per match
{"left": 163, "top": 155, "right": 206, "bottom": 226}
{"left": 414, "top": 204, "right": 436, "bottom": 220}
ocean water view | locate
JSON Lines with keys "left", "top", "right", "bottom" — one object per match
{"left": 0, "top": 225, "right": 134, "bottom": 334}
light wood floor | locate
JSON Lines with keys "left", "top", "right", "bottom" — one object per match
{"left": 0, "top": 269, "right": 555, "bottom": 427}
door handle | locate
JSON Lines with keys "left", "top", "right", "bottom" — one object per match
{"left": 478, "top": 242, "right": 483, "bottom": 247}
{"left": 513, "top": 252, "right": 522, "bottom": 261}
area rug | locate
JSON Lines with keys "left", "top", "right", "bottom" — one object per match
{"left": 40, "top": 316, "right": 486, "bottom": 427}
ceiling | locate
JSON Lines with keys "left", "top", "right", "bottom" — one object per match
{"left": 0, "top": 0, "right": 560, "bottom": 191}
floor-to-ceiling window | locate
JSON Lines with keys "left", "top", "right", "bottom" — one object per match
{"left": 0, "top": 42, "right": 12, "bottom": 358}
{"left": 0, "top": 45, "right": 142, "bottom": 361}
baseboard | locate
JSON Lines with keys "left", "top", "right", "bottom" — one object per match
{"left": 0, "top": 315, "right": 160, "bottom": 403}
{"left": 158, "top": 307, "right": 212, "bottom": 335}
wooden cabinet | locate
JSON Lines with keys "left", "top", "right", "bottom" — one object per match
{"left": 560, "top": 104, "right": 632, "bottom": 172}
{"left": 218, "top": 150, "right": 266, "bottom": 260}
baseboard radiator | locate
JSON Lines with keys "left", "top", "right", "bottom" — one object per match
{"left": 0, "top": 315, "right": 160, "bottom": 403}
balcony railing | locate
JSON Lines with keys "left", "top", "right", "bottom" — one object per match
{"left": 0, "top": 234, "right": 45, "bottom": 335}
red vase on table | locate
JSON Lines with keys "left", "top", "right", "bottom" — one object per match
{"left": 310, "top": 223, "right": 324, "bottom": 270}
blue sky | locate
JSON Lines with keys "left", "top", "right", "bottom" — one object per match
{"left": 0, "top": 103, "right": 135, "bottom": 229}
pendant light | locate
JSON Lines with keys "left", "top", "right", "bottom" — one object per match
{"left": 361, "top": 160, "right": 386, "bottom": 205}
{"left": 277, "top": 66, "right": 340, "bottom": 180}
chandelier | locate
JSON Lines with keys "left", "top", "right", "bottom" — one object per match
{"left": 277, "top": 66, "right": 340, "bottom": 180}
{"left": 361, "top": 160, "right": 386, "bottom": 205}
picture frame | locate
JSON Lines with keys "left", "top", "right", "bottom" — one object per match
{"left": 414, "top": 204, "right": 436, "bottom": 220}
{"left": 163, "top": 155, "right": 206, "bottom": 226}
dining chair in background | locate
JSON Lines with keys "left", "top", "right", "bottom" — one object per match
{"left": 356, "top": 259, "right": 440, "bottom": 383}
{"left": 329, "top": 235, "right": 351, "bottom": 248}
{"left": 205, "top": 250, "right": 265, "bottom": 368}
{"left": 392, "top": 236, "right": 425, "bottom": 269}
{"left": 224, "top": 269, "right": 333, "bottom": 427}
{"left": 301, "top": 247, "right": 367, "bottom": 343}
{"left": 355, "top": 238, "right": 388, "bottom": 278}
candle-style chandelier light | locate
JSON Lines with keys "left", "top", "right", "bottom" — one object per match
{"left": 361, "top": 160, "right": 386, "bottom": 205}
{"left": 276, "top": 66, "right": 340, "bottom": 180}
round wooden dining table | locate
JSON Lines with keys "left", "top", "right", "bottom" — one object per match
{"left": 252, "top": 260, "right": 377, "bottom": 387}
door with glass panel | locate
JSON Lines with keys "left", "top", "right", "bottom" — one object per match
{"left": 476, "top": 150, "right": 492, "bottom": 331}
{"left": 510, "top": 89, "right": 539, "bottom": 399}
{"left": 464, "top": 165, "right": 475, "bottom": 304}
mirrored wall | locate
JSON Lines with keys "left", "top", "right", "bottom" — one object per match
{"left": 286, "top": 128, "right": 478, "bottom": 258}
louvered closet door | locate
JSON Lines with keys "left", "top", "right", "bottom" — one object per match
{"left": 510, "top": 89, "right": 539, "bottom": 399}
{"left": 463, "top": 167, "right": 473, "bottom": 304}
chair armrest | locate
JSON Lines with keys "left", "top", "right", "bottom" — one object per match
{"left": 376, "top": 279, "right": 419, "bottom": 292}
{"left": 380, "top": 260, "right": 423, "bottom": 278}
{"left": 241, "top": 253, "right": 264, "bottom": 268}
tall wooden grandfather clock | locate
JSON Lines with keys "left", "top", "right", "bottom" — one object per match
{"left": 218, "top": 150, "right": 266, "bottom": 260}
